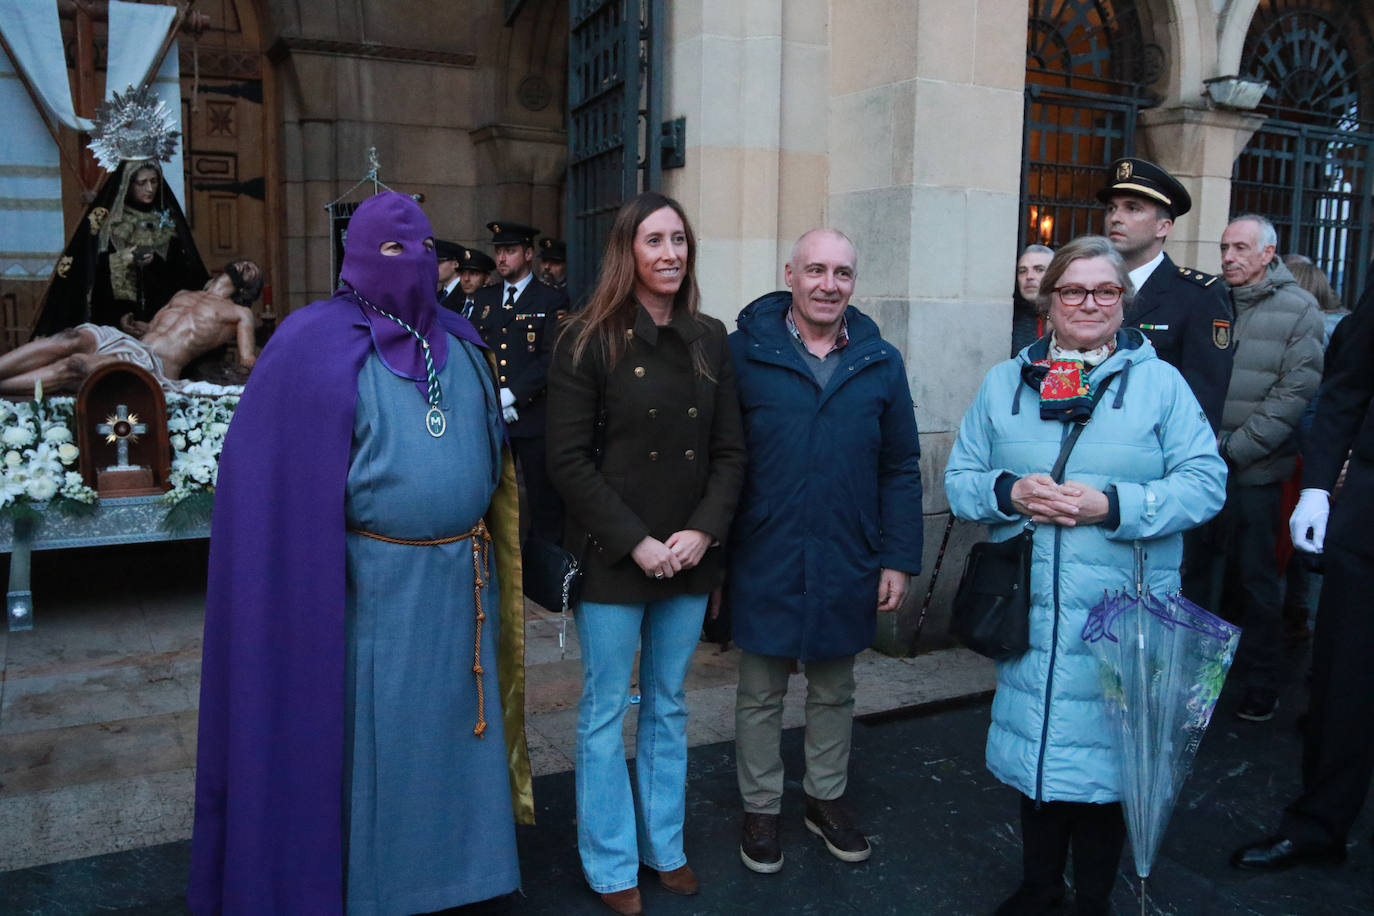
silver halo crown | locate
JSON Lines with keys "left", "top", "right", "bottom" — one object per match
{"left": 88, "top": 85, "right": 180, "bottom": 170}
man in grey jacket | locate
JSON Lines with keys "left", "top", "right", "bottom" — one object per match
{"left": 1211, "top": 214, "right": 1324, "bottom": 722}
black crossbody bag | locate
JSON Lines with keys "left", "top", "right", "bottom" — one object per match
{"left": 949, "top": 382, "right": 1110, "bottom": 661}
{"left": 522, "top": 371, "right": 606, "bottom": 616}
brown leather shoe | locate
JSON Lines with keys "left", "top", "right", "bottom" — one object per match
{"left": 657, "top": 863, "right": 700, "bottom": 895}
{"left": 599, "top": 886, "right": 644, "bottom": 915}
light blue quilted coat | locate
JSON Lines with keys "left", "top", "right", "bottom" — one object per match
{"left": 944, "top": 329, "right": 1227, "bottom": 803}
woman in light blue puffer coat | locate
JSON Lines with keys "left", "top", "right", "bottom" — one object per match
{"left": 945, "top": 236, "right": 1227, "bottom": 915}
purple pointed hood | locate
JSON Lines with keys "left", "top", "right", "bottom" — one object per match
{"left": 339, "top": 191, "right": 448, "bottom": 382}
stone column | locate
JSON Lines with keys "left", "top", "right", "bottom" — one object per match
{"left": 662, "top": 0, "right": 830, "bottom": 316}
{"left": 827, "top": 0, "right": 1026, "bottom": 653}
{"left": 469, "top": 124, "right": 568, "bottom": 234}
{"left": 1139, "top": 105, "right": 1267, "bottom": 273}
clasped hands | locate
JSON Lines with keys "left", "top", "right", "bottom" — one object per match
{"left": 1011, "top": 473, "right": 1109, "bottom": 527}
{"left": 632, "top": 529, "right": 712, "bottom": 580}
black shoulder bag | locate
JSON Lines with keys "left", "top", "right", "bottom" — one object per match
{"left": 522, "top": 367, "right": 606, "bottom": 618}
{"left": 948, "top": 381, "right": 1110, "bottom": 661}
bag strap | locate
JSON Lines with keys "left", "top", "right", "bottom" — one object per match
{"left": 1048, "top": 372, "right": 1115, "bottom": 483}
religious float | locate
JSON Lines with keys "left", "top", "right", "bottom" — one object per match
{"left": 0, "top": 12, "right": 246, "bottom": 631}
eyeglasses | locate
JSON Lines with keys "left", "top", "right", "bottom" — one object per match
{"left": 1052, "top": 285, "right": 1125, "bottom": 306}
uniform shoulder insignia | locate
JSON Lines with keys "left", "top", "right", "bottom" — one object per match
{"left": 1177, "top": 266, "right": 1221, "bottom": 288}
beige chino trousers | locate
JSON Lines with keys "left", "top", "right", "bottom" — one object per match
{"left": 734, "top": 650, "right": 857, "bottom": 813}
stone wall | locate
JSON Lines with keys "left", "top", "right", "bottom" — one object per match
{"left": 662, "top": 0, "right": 828, "bottom": 316}
{"left": 265, "top": 0, "right": 567, "bottom": 312}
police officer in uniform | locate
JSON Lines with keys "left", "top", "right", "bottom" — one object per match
{"left": 538, "top": 237, "right": 568, "bottom": 290}
{"left": 1230, "top": 275, "right": 1374, "bottom": 871}
{"left": 434, "top": 238, "right": 466, "bottom": 311}
{"left": 1098, "top": 157, "right": 1234, "bottom": 430}
{"left": 451, "top": 247, "right": 496, "bottom": 319}
{"left": 1099, "top": 158, "right": 1236, "bottom": 614}
{"left": 471, "top": 221, "right": 569, "bottom": 546}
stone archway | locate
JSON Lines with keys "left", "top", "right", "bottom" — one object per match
{"left": 470, "top": 1, "right": 569, "bottom": 245}
{"left": 1230, "top": 0, "right": 1374, "bottom": 305}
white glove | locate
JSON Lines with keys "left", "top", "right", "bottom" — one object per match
{"left": 1289, "top": 488, "right": 1330, "bottom": 553}
{"left": 500, "top": 387, "right": 517, "bottom": 409}
{"left": 502, "top": 404, "right": 519, "bottom": 424}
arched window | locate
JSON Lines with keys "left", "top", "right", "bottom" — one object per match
{"left": 1232, "top": 0, "right": 1374, "bottom": 307}
{"left": 1021, "top": 0, "right": 1157, "bottom": 251}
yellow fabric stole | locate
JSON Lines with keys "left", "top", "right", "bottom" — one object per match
{"left": 482, "top": 366, "right": 535, "bottom": 825}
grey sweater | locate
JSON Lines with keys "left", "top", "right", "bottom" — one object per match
{"left": 1220, "top": 260, "right": 1324, "bottom": 485}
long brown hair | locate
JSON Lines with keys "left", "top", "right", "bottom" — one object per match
{"left": 564, "top": 191, "right": 714, "bottom": 379}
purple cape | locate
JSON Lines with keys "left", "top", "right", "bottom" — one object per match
{"left": 187, "top": 293, "right": 487, "bottom": 914}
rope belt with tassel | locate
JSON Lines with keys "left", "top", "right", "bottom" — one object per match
{"left": 347, "top": 520, "right": 493, "bottom": 737}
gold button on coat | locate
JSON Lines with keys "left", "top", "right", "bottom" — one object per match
{"left": 687, "top": 407, "right": 698, "bottom": 418}
{"left": 648, "top": 408, "right": 658, "bottom": 418}
{"left": 684, "top": 449, "right": 696, "bottom": 460}
{"left": 649, "top": 451, "right": 659, "bottom": 461}
{"left": 500, "top": 359, "right": 507, "bottom": 366}
{"left": 634, "top": 366, "right": 646, "bottom": 377}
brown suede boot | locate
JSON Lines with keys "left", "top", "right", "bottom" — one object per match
{"left": 598, "top": 886, "right": 644, "bottom": 915}
{"left": 656, "top": 863, "right": 699, "bottom": 895}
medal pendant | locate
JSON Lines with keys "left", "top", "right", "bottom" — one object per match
{"left": 426, "top": 406, "right": 446, "bottom": 438}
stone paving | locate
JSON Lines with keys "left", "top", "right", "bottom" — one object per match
{"left": 6, "top": 675, "right": 1373, "bottom": 915}
{"left": 8, "top": 542, "right": 1371, "bottom": 916}
{"left": 0, "top": 541, "right": 995, "bottom": 873}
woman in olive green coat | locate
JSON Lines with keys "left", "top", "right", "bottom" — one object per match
{"left": 546, "top": 191, "right": 745, "bottom": 915}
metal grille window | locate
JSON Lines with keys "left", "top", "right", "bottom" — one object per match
{"left": 1021, "top": 0, "right": 1155, "bottom": 251}
{"left": 1232, "top": 0, "right": 1374, "bottom": 308}
{"left": 567, "top": 0, "right": 665, "bottom": 301}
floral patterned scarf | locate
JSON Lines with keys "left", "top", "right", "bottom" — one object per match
{"left": 1032, "top": 334, "right": 1116, "bottom": 421}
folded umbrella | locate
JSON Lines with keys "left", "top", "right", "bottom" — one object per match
{"left": 1080, "top": 544, "right": 1240, "bottom": 914}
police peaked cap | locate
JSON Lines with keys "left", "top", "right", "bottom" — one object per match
{"left": 538, "top": 237, "right": 567, "bottom": 261}
{"left": 459, "top": 247, "right": 496, "bottom": 273}
{"left": 433, "top": 238, "right": 464, "bottom": 262}
{"left": 487, "top": 221, "right": 539, "bottom": 246}
{"left": 1096, "top": 157, "right": 1192, "bottom": 219}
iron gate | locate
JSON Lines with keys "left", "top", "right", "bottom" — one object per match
{"left": 1021, "top": 84, "right": 1142, "bottom": 249}
{"left": 1233, "top": 1, "right": 1374, "bottom": 309}
{"left": 566, "top": 0, "right": 665, "bottom": 302}
{"left": 1231, "top": 122, "right": 1374, "bottom": 307}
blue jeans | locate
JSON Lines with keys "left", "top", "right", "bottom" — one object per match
{"left": 574, "top": 593, "right": 707, "bottom": 893}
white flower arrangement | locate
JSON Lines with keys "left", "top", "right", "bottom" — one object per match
{"left": 0, "top": 396, "right": 99, "bottom": 519}
{"left": 0, "top": 391, "right": 239, "bottom": 530}
{"left": 162, "top": 393, "right": 239, "bottom": 506}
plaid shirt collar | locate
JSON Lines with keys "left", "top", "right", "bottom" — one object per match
{"left": 785, "top": 307, "right": 849, "bottom": 356}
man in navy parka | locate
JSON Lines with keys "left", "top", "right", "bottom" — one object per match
{"left": 727, "top": 228, "right": 923, "bottom": 875}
